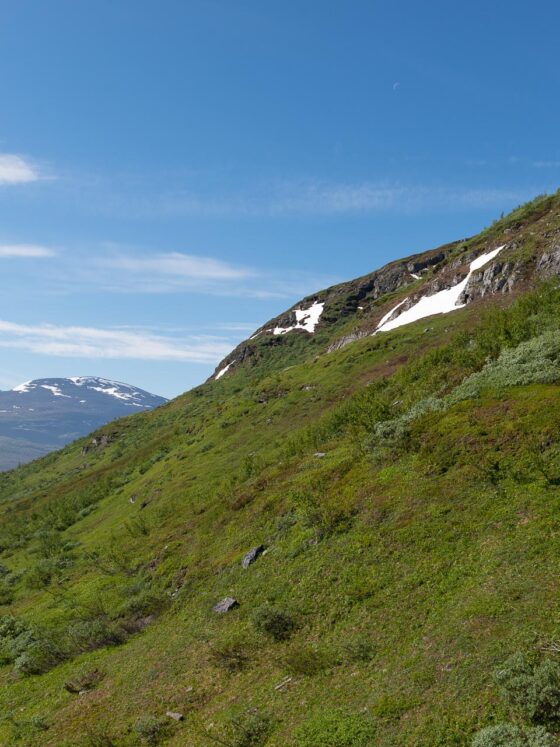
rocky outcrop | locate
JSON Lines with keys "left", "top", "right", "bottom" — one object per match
{"left": 241, "top": 545, "right": 265, "bottom": 569}
{"left": 536, "top": 244, "right": 560, "bottom": 279}
{"left": 213, "top": 597, "right": 239, "bottom": 613}
{"left": 210, "top": 195, "right": 560, "bottom": 378}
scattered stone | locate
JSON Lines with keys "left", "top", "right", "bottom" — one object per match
{"left": 166, "top": 711, "right": 184, "bottom": 721}
{"left": 213, "top": 597, "right": 239, "bottom": 614}
{"left": 314, "top": 452, "right": 326, "bottom": 458}
{"left": 129, "top": 494, "right": 137, "bottom": 504}
{"left": 242, "top": 545, "right": 265, "bottom": 569}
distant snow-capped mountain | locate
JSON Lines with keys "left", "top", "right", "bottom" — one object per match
{"left": 0, "top": 377, "right": 167, "bottom": 471}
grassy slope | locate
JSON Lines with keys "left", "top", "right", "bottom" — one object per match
{"left": 1, "top": 199, "right": 560, "bottom": 745}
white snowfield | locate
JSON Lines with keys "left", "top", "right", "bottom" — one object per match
{"left": 40, "top": 384, "right": 70, "bottom": 398}
{"left": 376, "top": 246, "right": 505, "bottom": 334}
{"left": 215, "top": 361, "right": 234, "bottom": 380}
{"left": 12, "top": 381, "right": 32, "bottom": 393}
{"left": 273, "top": 301, "right": 324, "bottom": 336}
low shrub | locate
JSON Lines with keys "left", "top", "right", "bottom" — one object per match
{"left": 69, "top": 616, "right": 126, "bottom": 653}
{"left": 283, "top": 643, "right": 332, "bottom": 676}
{"left": 253, "top": 606, "right": 295, "bottom": 642}
{"left": 494, "top": 652, "right": 560, "bottom": 725}
{"left": 222, "top": 708, "right": 272, "bottom": 747}
{"left": 341, "top": 635, "right": 375, "bottom": 663}
{"left": 134, "top": 715, "right": 170, "bottom": 745}
{"left": 472, "top": 723, "right": 559, "bottom": 746}
{"left": 209, "top": 636, "right": 249, "bottom": 672}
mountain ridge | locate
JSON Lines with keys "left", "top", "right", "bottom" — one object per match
{"left": 211, "top": 192, "right": 559, "bottom": 380}
{"left": 0, "top": 376, "right": 167, "bottom": 470}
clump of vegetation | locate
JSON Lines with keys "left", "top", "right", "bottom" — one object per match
{"left": 471, "top": 723, "right": 559, "bottom": 746}
{"left": 292, "top": 709, "right": 376, "bottom": 746}
{"left": 210, "top": 708, "right": 272, "bottom": 747}
{"left": 341, "top": 635, "right": 375, "bottom": 663}
{"left": 494, "top": 653, "right": 560, "bottom": 725}
{"left": 209, "top": 635, "right": 250, "bottom": 672}
{"left": 134, "top": 715, "right": 170, "bottom": 745}
{"left": 252, "top": 605, "right": 295, "bottom": 641}
{"left": 0, "top": 615, "right": 63, "bottom": 675}
{"left": 283, "top": 643, "right": 332, "bottom": 676}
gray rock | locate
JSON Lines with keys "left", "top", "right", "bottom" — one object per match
{"left": 314, "top": 452, "right": 326, "bottom": 458}
{"left": 242, "top": 545, "right": 265, "bottom": 569}
{"left": 213, "top": 597, "right": 239, "bottom": 614}
{"left": 166, "top": 711, "right": 184, "bottom": 721}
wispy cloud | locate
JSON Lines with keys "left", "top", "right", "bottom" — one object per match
{"left": 50, "top": 246, "right": 337, "bottom": 300}
{"left": 0, "top": 244, "right": 55, "bottom": 258}
{"left": 0, "top": 319, "right": 234, "bottom": 363}
{"left": 99, "top": 251, "right": 254, "bottom": 281}
{"left": 0, "top": 154, "right": 41, "bottom": 184}
{"left": 128, "top": 181, "right": 542, "bottom": 219}
{"left": 532, "top": 160, "right": 560, "bottom": 169}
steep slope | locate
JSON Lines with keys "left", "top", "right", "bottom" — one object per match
{"left": 212, "top": 192, "right": 559, "bottom": 379}
{"left": 0, "top": 192, "right": 560, "bottom": 746}
{"left": 0, "top": 377, "right": 167, "bottom": 470}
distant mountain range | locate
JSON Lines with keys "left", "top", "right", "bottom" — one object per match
{"left": 0, "top": 377, "right": 167, "bottom": 470}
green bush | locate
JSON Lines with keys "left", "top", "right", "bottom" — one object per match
{"left": 221, "top": 708, "right": 272, "bottom": 747}
{"left": 283, "top": 643, "right": 332, "bottom": 676}
{"left": 14, "top": 636, "right": 64, "bottom": 676}
{"left": 134, "top": 715, "right": 169, "bottom": 745}
{"left": 65, "top": 616, "right": 126, "bottom": 653}
{"left": 494, "top": 653, "right": 560, "bottom": 724}
{"left": 253, "top": 606, "right": 295, "bottom": 641}
{"left": 472, "top": 723, "right": 559, "bottom": 746}
{"left": 293, "top": 709, "right": 375, "bottom": 747}
{"left": 0, "top": 615, "right": 63, "bottom": 674}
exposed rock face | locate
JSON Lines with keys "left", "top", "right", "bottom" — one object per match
{"left": 211, "top": 242, "right": 461, "bottom": 376}
{"left": 537, "top": 244, "right": 560, "bottom": 279}
{"left": 210, "top": 197, "right": 560, "bottom": 377}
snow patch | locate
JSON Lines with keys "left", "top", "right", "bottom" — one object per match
{"left": 376, "top": 246, "right": 505, "bottom": 334}
{"left": 12, "top": 381, "right": 33, "bottom": 393}
{"left": 41, "top": 384, "right": 71, "bottom": 398}
{"left": 273, "top": 301, "right": 324, "bottom": 335}
{"left": 215, "top": 361, "right": 235, "bottom": 380}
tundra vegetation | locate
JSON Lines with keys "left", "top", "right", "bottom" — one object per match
{"left": 1, "top": 195, "right": 560, "bottom": 744}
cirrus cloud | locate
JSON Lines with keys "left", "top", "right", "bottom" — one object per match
{"left": 0, "top": 319, "right": 234, "bottom": 363}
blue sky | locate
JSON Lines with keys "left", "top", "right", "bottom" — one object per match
{"left": 0, "top": 0, "right": 559, "bottom": 398}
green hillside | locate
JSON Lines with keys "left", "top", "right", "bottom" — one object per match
{"left": 2, "top": 194, "right": 560, "bottom": 746}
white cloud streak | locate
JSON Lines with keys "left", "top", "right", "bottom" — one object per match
{"left": 0, "top": 154, "right": 41, "bottom": 184}
{"left": 0, "top": 244, "right": 55, "bottom": 258}
{"left": 0, "top": 320, "right": 234, "bottom": 363}
{"left": 99, "top": 251, "right": 254, "bottom": 280}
